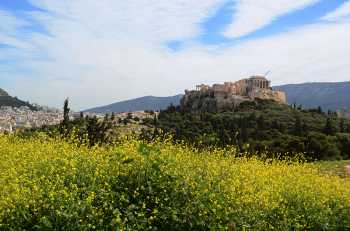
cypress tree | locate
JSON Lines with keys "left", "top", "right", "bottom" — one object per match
{"left": 63, "top": 98, "right": 70, "bottom": 125}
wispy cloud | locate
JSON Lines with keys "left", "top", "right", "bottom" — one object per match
{"left": 28, "top": 0, "right": 226, "bottom": 43}
{"left": 323, "top": 0, "right": 350, "bottom": 21}
{"left": 223, "top": 0, "right": 320, "bottom": 38}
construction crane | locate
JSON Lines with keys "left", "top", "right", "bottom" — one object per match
{"left": 264, "top": 70, "right": 271, "bottom": 77}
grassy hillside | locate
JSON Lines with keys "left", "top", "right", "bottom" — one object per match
{"left": 0, "top": 135, "right": 350, "bottom": 230}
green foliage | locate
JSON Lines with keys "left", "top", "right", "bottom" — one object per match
{"left": 143, "top": 99, "right": 350, "bottom": 160}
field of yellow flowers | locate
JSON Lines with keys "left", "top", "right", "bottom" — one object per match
{"left": 0, "top": 134, "right": 350, "bottom": 230}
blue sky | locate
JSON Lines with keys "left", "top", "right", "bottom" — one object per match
{"left": 1, "top": 0, "right": 350, "bottom": 109}
{"left": 168, "top": 0, "right": 348, "bottom": 49}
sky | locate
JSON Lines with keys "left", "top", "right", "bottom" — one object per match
{"left": 1, "top": 0, "right": 350, "bottom": 110}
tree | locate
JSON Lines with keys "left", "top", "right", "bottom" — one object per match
{"left": 104, "top": 113, "right": 109, "bottom": 121}
{"left": 257, "top": 115, "right": 265, "bottom": 130}
{"left": 340, "top": 118, "right": 345, "bottom": 133}
{"left": 324, "top": 117, "right": 335, "bottom": 136}
{"left": 302, "top": 120, "right": 309, "bottom": 134}
{"left": 63, "top": 98, "right": 70, "bottom": 126}
{"left": 294, "top": 115, "right": 302, "bottom": 136}
{"left": 60, "top": 98, "right": 71, "bottom": 134}
{"left": 127, "top": 112, "right": 133, "bottom": 120}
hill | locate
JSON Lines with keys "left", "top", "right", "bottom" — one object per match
{"left": 84, "top": 95, "right": 183, "bottom": 113}
{"left": 274, "top": 82, "right": 350, "bottom": 110}
{"left": 0, "top": 88, "right": 36, "bottom": 110}
{"left": 0, "top": 88, "right": 9, "bottom": 96}
{"left": 143, "top": 99, "right": 350, "bottom": 160}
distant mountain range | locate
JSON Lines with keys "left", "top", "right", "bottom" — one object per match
{"left": 84, "top": 95, "right": 183, "bottom": 113}
{"left": 273, "top": 82, "right": 350, "bottom": 110}
{"left": 0, "top": 88, "right": 37, "bottom": 110}
{"left": 84, "top": 82, "right": 350, "bottom": 113}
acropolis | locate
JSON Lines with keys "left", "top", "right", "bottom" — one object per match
{"left": 181, "top": 76, "right": 286, "bottom": 112}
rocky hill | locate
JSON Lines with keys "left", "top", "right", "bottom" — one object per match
{"left": 84, "top": 95, "right": 183, "bottom": 113}
{"left": 0, "top": 88, "right": 9, "bottom": 96}
{"left": 181, "top": 77, "right": 286, "bottom": 113}
{"left": 0, "top": 88, "right": 36, "bottom": 110}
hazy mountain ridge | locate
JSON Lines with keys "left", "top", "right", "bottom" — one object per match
{"left": 273, "top": 81, "right": 350, "bottom": 110}
{"left": 84, "top": 95, "right": 183, "bottom": 113}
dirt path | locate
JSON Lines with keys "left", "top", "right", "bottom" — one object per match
{"left": 344, "top": 165, "right": 350, "bottom": 174}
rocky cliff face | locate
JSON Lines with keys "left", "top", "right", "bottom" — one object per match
{"left": 181, "top": 91, "right": 253, "bottom": 113}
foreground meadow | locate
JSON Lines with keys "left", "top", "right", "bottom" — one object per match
{"left": 0, "top": 134, "right": 350, "bottom": 230}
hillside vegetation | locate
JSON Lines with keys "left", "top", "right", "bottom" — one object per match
{"left": 144, "top": 99, "right": 350, "bottom": 160}
{"left": 0, "top": 135, "right": 350, "bottom": 230}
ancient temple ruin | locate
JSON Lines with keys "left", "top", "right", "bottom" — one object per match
{"left": 181, "top": 76, "right": 286, "bottom": 112}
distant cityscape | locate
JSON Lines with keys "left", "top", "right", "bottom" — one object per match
{"left": 0, "top": 104, "right": 158, "bottom": 133}
{"left": 0, "top": 106, "right": 63, "bottom": 132}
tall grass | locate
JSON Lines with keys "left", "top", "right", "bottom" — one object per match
{"left": 0, "top": 134, "right": 349, "bottom": 230}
